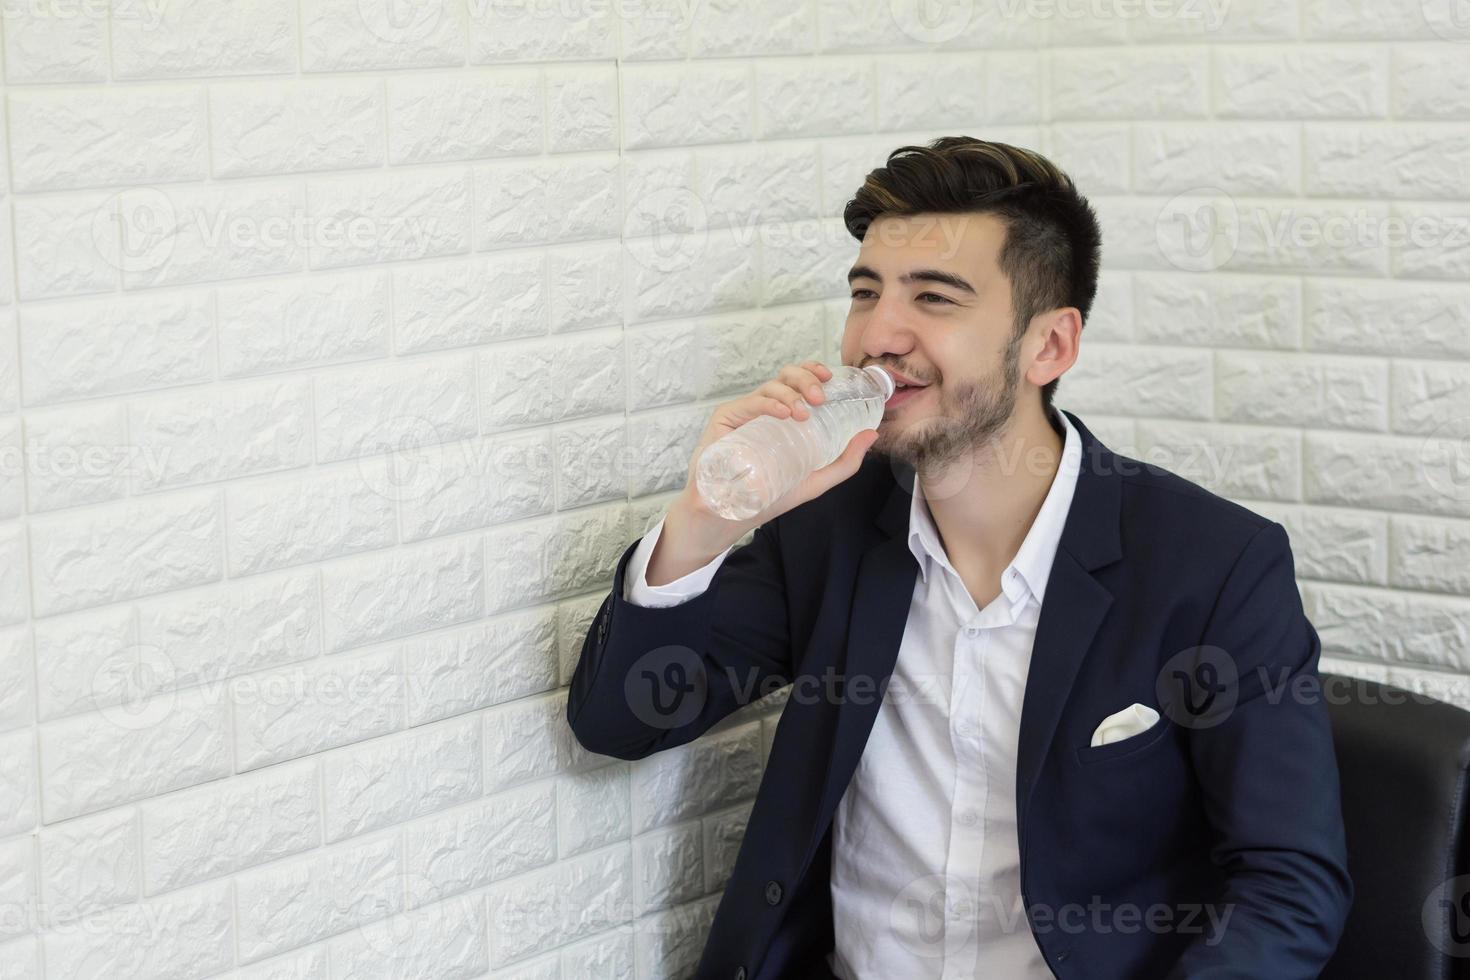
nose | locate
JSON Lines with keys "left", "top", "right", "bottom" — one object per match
{"left": 857, "top": 294, "right": 916, "bottom": 364}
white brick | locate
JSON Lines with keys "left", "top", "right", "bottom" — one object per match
{"left": 112, "top": 0, "right": 295, "bottom": 77}
{"left": 558, "top": 763, "right": 632, "bottom": 857}
{"left": 486, "top": 847, "right": 633, "bottom": 966}
{"left": 1129, "top": 0, "right": 1296, "bottom": 40}
{"left": 703, "top": 803, "right": 752, "bottom": 893}
{"left": 631, "top": 723, "right": 763, "bottom": 834}
{"left": 1306, "top": 124, "right": 1470, "bottom": 199}
{"left": 547, "top": 64, "right": 619, "bottom": 153}
{"left": 562, "top": 928, "right": 635, "bottom": 980}
{"left": 1048, "top": 125, "right": 1132, "bottom": 194}
{"left": 137, "top": 570, "right": 321, "bottom": 693}
{"left": 1133, "top": 123, "right": 1299, "bottom": 195}
{"left": 1392, "top": 515, "right": 1470, "bottom": 594}
{"left": 1135, "top": 272, "right": 1299, "bottom": 348}
{"left": 1306, "top": 430, "right": 1470, "bottom": 519}
{"left": 306, "top": 169, "right": 472, "bottom": 269}
{"left": 474, "top": 155, "right": 621, "bottom": 248}
{"left": 33, "top": 605, "right": 136, "bottom": 722}
{"left": 322, "top": 716, "right": 482, "bottom": 842}
{"left": 9, "top": 87, "right": 206, "bottom": 192}
{"left": 1217, "top": 350, "right": 1388, "bottom": 430}
{"left": 3, "top": 5, "right": 106, "bottom": 82}
{"left": 39, "top": 808, "right": 139, "bottom": 924}
{"left": 0, "top": 731, "right": 38, "bottom": 837}
{"left": 548, "top": 242, "right": 623, "bottom": 334}
{"left": 1136, "top": 419, "right": 1301, "bottom": 501}
{"left": 233, "top": 647, "right": 404, "bottom": 771}
{"left": 481, "top": 332, "right": 625, "bottom": 432}
{"left": 617, "top": 63, "right": 739, "bottom": 151}
{"left": 1262, "top": 505, "right": 1388, "bottom": 586}
{"left": 754, "top": 58, "right": 868, "bottom": 139}
{"left": 483, "top": 504, "right": 629, "bottom": 614}
{"left": 39, "top": 686, "right": 231, "bottom": 822}
{"left": 1065, "top": 343, "right": 1213, "bottom": 419}
{"left": 1302, "top": 0, "right": 1437, "bottom": 39}
{"left": 0, "top": 629, "right": 32, "bottom": 733}
{"left": 235, "top": 834, "right": 401, "bottom": 962}
{"left": 1392, "top": 360, "right": 1470, "bottom": 435}
{"left": 634, "top": 821, "right": 704, "bottom": 913}
{"left": 1394, "top": 46, "right": 1470, "bottom": 118}
{"left": 388, "top": 69, "right": 542, "bottom": 165}
{"left": 467, "top": 0, "right": 616, "bottom": 61}
{"left": 218, "top": 271, "right": 390, "bottom": 378}
{"left": 626, "top": 407, "right": 704, "bottom": 498}
{"left": 128, "top": 378, "right": 312, "bottom": 492}
{"left": 1215, "top": 47, "right": 1388, "bottom": 118}
{"left": 20, "top": 401, "right": 131, "bottom": 511}
{"left": 120, "top": 182, "right": 307, "bottom": 289}
{"left": 211, "top": 79, "right": 385, "bottom": 178}
{"left": 1393, "top": 203, "right": 1470, "bottom": 280}
{"left": 484, "top": 688, "right": 600, "bottom": 791}
{"left": 633, "top": 896, "right": 718, "bottom": 980}
{"left": 693, "top": 142, "right": 822, "bottom": 231}
{"left": 0, "top": 526, "right": 26, "bottom": 627}
{"left": 1230, "top": 200, "right": 1392, "bottom": 277}
{"left": 301, "top": 0, "right": 463, "bottom": 71}
{"left": 30, "top": 491, "right": 221, "bottom": 617}
{"left": 689, "top": 0, "right": 816, "bottom": 56}
{"left": 403, "top": 782, "right": 557, "bottom": 899}
{"left": 20, "top": 291, "right": 212, "bottom": 407}
{"left": 1052, "top": 48, "right": 1209, "bottom": 120}
{"left": 314, "top": 355, "right": 478, "bottom": 463}
{"left": 875, "top": 53, "right": 986, "bottom": 132}
{"left": 1305, "top": 279, "right": 1470, "bottom": 358}
{"left": 228, "top": 463, "right": 397, "bottom": 576}
{"left": 320, "top": 536, "right": 484, "bottom": 653}
{"left": 40, "top": 882, "right": 234, "bottom": 980}
{"left": 393, "top": 251, "right": 547, "bottom": 353}
{"left": 403, "top": 612, "right": 559, "bottom": 727}
{"left": 1306, "top": 583, "right": 1470, "bottom": 671}
{"left": 12, "top": 193, "right": 120, "bottom": 300}
{"left": 0, "top": 837, "right": 35, "bottom": 943}
{"left": 329, "top": 894, "right": 487, "bottom": 980}
{"left": 625, "top": 226, "right": 760, "bottom": 321}
{"left": 140, "top": 762, "right": 320, "bottom": 895}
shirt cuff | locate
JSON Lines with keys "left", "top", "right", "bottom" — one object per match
{"left": 623, "top": 513, "right": 735, "bottom": 608}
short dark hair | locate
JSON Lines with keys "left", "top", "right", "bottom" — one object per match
{"left": 843, "top": 136, "right": 1102, "bottom": 416}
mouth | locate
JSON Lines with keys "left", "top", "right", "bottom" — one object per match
{"left": 886, "top": 382, "right": 930, "bottom": 409}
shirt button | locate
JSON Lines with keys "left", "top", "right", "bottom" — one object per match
{"left": 957, "top": 808, "right": 979, "bottom": 826}
{"left": 964, "top": 626, "right": 979, "bottom": 637}
{"left": 764, "top": 880, "right": 783, "bottom": 906}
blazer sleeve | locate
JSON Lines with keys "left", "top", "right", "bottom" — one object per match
{"left": 565, "top": 516, "right": 794, "bottom": 762}
{"left": 1164, "top": 520, "right": 1354, "bottom": 979}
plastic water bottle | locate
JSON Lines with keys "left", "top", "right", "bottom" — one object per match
{"left": 695, "top": 364, "right": 895, "bottom": 521}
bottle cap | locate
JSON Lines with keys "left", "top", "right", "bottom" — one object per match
{"left": 863, "top": 364, "right": 895, "bottom": 400}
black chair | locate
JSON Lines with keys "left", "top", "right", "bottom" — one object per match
{"left": 1321, "top": 673, "right": 1470, "bottom": 980}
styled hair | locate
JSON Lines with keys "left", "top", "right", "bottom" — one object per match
{"left": 843, "top": 136, "right": 1102, "bottom": 416}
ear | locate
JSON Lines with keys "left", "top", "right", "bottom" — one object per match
{"left": 1025, "top": 307, "right": 1082, "bottom": 387}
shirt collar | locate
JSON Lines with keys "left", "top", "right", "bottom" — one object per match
{"left": 906, "top": 407, "right": 1082, "bottom": 606}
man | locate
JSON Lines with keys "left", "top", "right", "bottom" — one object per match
{"left": 567, "top": 136, "right": 1352, "bottom": 979}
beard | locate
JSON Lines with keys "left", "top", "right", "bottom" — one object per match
{"left": 870, "top": 326, "right": 1025, "bottom": 486}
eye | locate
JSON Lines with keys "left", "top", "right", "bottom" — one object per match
{"left": 850, "top": 289, "right": 876, "bottom": 300}
{"left": 918, "top": 292, "right": 953, "bottom": 305}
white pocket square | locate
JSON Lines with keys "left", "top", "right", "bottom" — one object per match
{"left": 1090, "top": 702, "right": 1161, "bottom": 748}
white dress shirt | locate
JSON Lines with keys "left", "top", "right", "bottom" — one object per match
{"left": 622, "top": 410, "right": 1081, "bottom": 980}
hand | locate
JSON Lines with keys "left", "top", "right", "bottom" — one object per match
{"left": 671, "top": 361, "right": 881, "bottom": 548}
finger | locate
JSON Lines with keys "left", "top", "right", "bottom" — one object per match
{"left": 779, "top": 364, "right": 827, "bottom": 404}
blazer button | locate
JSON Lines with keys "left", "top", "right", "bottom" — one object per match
{"left": 764, "top": 880, "right": 783, "bottom": 906}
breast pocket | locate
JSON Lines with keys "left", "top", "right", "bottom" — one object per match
{"left": 1073, "top": 713, "right": 1173, "bottom": 766}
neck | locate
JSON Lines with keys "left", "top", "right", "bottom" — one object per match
{"left": 918, "top": 404, "right": 1065, "bottom": 576}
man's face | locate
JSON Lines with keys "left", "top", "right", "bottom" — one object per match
{"left": 841, "top": 211, "right": 1029, "bottom": 475}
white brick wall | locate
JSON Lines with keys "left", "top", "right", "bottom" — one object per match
{"left": 0, "top": 2, "right": 1466, "bottom": 977}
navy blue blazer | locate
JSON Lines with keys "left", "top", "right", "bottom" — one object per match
{"left": 567, "top": 408, "right": 1352, "bottom": 980}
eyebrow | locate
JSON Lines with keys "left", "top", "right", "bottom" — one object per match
{"left": 846, "top": 264, "right": 976, "bottom": 295}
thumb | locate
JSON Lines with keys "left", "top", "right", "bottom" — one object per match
{"left": 809, "top": 428, "right": 880, "bottom": 488}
